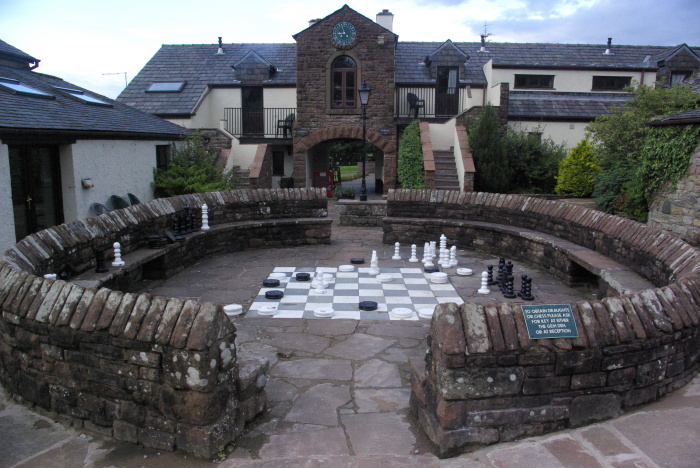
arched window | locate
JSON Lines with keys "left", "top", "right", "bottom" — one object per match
{"left": 331, "top": 56, "right": 356, "bottom": 108}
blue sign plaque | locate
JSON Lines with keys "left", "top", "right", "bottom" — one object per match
{"left": 521, "top": 304, "right": 579, "bottom": 339}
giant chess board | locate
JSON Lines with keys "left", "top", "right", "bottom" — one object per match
{"left": 246, "top": 266, "right": 464, "bottom": 320}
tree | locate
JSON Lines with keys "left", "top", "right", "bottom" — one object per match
{"left": 587, "top": 82, "right": 699, "bottom": 217}
{"left": 153, "top": 132, "right": 234, "bottom": 198}
{"left": 467, "top": 105, "right": 510, "bottom": 192}
{"left": 555, "top": 139, "right": 600, "bottom": 197}
{"left": 397, "top": 120, "right": 425, "bottom": 188}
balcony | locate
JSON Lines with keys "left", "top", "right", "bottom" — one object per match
{"left": 395, "top": 87, "right": 468, "bottom": 119}
{"left": 223, "top": 108, "right": 296, "bottom": 139}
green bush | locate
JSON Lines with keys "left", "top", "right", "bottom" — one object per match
{"left": 588, "top": 82, "right": 699, "bottom": 218}
{"left": 468, "top": 105, "right": 510, "bottom": 192}
{"left": 397, "top": 120, "right": 425, "bottom": 189}
{"left": 555, "top": 139, "right": 600, "bottom": 197}
{"left": 153, "top": 133, "right": 234, "bottom": 198}
{"left": 467, "top": 107, "right": 565, "bottom": 193}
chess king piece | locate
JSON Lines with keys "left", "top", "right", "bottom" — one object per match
{"left": 392, "top": 242, "right": 402, "bottom": 260}
{"left": 201, "top": 203, "right": 210, "bottom": 231}
{"left": 478, "top": 271, "right": 491, "bottom": 294}
{"left": 112, "top": 241, "right": 125, "bottom": 267}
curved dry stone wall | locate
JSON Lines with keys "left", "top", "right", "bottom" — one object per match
{"left": 0, "top": 188, "right": 330, "bottom": 459}
{"left": 383, "top": 189, "right": 700, "bottom": 458}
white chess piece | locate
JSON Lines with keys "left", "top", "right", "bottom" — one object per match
{"left": 440, "top": 234, "right": 447, "bottom": 252}
{"left": 478, "top": 271, "right": 491, "bottom": 294}
{"left": 430, "top": 241, "right": 437, "bottom": 259}
{"left": 392, "top": 242, "right": 402, "bottom": 260}
{"left": 422, "top": 242, "right": 430, "bottom": 265}
{"left": 409, "top": 244, "right": 419, "bottom": 263}
{"left": 369, "top": 250, "right": 380, "bottom": 276}
{"left": 450, "top": 246, "right": 458, "bottom": 267}
{"left": 112, "top": 242, "right": 125, "bottom": 267}
{"left": 201, "top": 204, "right": 210, "bottom": 231}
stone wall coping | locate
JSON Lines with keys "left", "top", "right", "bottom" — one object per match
{"left": 336, "top": 199, "right": 387, "bottom": 206}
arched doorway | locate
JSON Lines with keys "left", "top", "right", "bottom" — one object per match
{"left": 293, "top": 126, "right": 396, "bottom": 192}
{"left": 304, "top": 139, "right": 383, "bottom": 195}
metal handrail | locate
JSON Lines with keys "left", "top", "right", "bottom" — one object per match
{"left": 223, "top": 107, "right": 296, "bottom": 138}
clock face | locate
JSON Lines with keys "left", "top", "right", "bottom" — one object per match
{"left": 333, "top": 22, "right": 356, "bottom": 46}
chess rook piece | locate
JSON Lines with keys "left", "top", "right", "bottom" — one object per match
{"left": 392, "top": 242, "right": 402, "bottom": 260}
{"left": 201, "top": 204, "right": 210, "bottom": 231}
{"left": 478, "top": 271, "right": 491, "bottom": 294}
{"left": 112, "top": 241, "right": 125, "bottom": 267}
{"left": 94, "top": 247, "right": 109, "bottom": 273}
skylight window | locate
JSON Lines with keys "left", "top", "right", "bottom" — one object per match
{"left": 146, "top": 81, "right": 186, "bottom": 92}
{"left": 0, "top": 77, "right": 54, "bottom": 98}
{"left": 53, "top": 86, "right": 112, "bottom": 106}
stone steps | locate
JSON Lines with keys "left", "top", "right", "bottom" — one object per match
{"left": 433, "top": 149, "right": 459, "bottom": 190}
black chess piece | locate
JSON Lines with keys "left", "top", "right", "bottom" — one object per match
{"left": 487, "top": 265, "right": 497, "bottom": 285}
{"left": 518, "top": 274, "right": 528, "bottom": 297}
{"left": 173, "top": 215, "right": 181, "bottom": 236}
{"left": 503, "top": 274, "right": 516, "bottom": 298}
{"left": 521, "top": 277, "right": 535, "bottom": 301}
{"left": 94, "top": 247, "right": 109, "bottom": 273}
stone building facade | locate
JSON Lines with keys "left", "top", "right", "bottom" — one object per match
{"left": 292, "top": 6, "right": 398, "bottom": 189}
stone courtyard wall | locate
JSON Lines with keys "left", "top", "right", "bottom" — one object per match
{"left": 0, "top": 188, "right": 329, "bottom": 458}
{"left": 383, "top": 189, "right": 700, "bottom": 457}
{"left": 648, "top": 142, "right": 700, "bottom": 246}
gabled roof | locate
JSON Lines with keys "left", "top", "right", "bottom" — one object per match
{"left": 651, "top": 43, "right": 700, "bottom": 64}
{"left": 118, "top": 43, "right": 296, "bottom": 116}
{"left": 0, "top": 39, "right": 39, "bottom": 66}
{"left": 0, "top": 64, "right": 187, "bottom": 138}
{"left": 508, "top": 92, "right": 633, "bottom": 120}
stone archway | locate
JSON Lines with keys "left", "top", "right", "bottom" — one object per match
{"left": 292, "top": 126, "right": 397, "bottom": 191}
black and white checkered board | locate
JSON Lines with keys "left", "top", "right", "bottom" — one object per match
{"left": 246, "top": 266, "right": 464, "bottom": 320}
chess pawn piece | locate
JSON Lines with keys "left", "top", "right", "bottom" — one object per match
{"left": 503, "top": 274, "right": 516, "bottom": 298}
{"left": 392, "top": 242, "right": 402, "bottom": 260}
{"left": 409, "top": 244, "right": 419, "bottom": 263}
{"left": 477, "top": 271, "right": 491, "bottom": 294}
{"left": 449, "top": 246, "right": 458, "bottom": 267}
{"left": 201, "top": 204, "right": 210, "bottom": 231}
{"left": 487, "top": 265, "right": 497, "bottom": 285}
{"left": 369, "top": 250, "right": 380, "bottom": 276}
{"left": 112, "top": 242, "right": 125, "bottom": 267}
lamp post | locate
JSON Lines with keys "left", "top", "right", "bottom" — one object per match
{"left": 358, "top": 80, "right": 371, "bottom": 201}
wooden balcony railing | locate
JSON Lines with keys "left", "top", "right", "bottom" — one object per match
{"left": 223, "top": 107, "right": 296, "bottom": 138}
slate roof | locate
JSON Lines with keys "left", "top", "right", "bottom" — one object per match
{"left": 0, "top": 39, "right": 38, "bottom": 65}
{"left": 120, "top": 39, "right": 699, "bottom": 116}
{"left": 649, "top": 107, "right": 700, "bottom": 126}
{"left": 118, "top": 43, "right": 296, "bottom": 116}
{"left": 508, "top": 92, "right": 633, "bottom": 120}
{"left": 0, "top": 64, "right": 188, "bottom": 137}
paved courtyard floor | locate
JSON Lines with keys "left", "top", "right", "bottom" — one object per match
{"left": 1, "top": 199, "right": 698, "bottom": 467}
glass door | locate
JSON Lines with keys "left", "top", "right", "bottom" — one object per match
{"left": 242, "top": 86, "right": 264, "bottom": 136}
{"left": 436, "top": 67, "right": 459, "bottom": 116}
{"left": 9, "top": 145, "right": 63, "bottom": 242}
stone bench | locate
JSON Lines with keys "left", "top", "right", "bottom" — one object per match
{"left": 383, "top": 217, "right": 655, "bottom": 297}
{"left": 382, "top": 189, "right": 700, "bottom": 458}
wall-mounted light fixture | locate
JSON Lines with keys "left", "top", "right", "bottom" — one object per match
{"left": 81, "top": 178, "right": 94, "bottom": 188}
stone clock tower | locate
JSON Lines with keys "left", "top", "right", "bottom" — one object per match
{"left": 292, "top": 5, "right": 398, "bottom": 191}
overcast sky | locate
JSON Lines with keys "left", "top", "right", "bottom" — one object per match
{"left": 2, "top": 0, "right": 699, "bottom": 99}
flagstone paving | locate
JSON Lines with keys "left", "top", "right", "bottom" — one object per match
{"left": 2, "top": 198, "right": 698, "bottom": 467}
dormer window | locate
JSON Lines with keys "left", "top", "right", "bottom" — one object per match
{"left": 146, "top": 81, "right": 186, "bottom": 92}
{"left": 53, "top": 86, "right": 112, "bottom": 106}
{"left": 0, "top": 77, "right": 53, "bottom": 98}
{"left": 671, "top": 71, "right": 692, "bottom": 84}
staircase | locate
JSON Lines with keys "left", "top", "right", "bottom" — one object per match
{"left": 231, "top": 166, "right": 252, "bottom": 189}
{"left": 433, "top": 149, "right": 460, "bottom": 191}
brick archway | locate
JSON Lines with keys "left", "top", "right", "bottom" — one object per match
{"left": 293, "top": 126, "right": 397, "bottom": 191}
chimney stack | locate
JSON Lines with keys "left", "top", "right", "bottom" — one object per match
{"left": 216, "top": 37, "right": 224, "bottom": 55}
{"left": 376, "top": 9, "right": 394, "bottom": 31}
{"left": 604, "top": 38, "right": 613, "bottom": 55}
{"left": 308, "top": 18, "right": 321, "bottom": 27}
